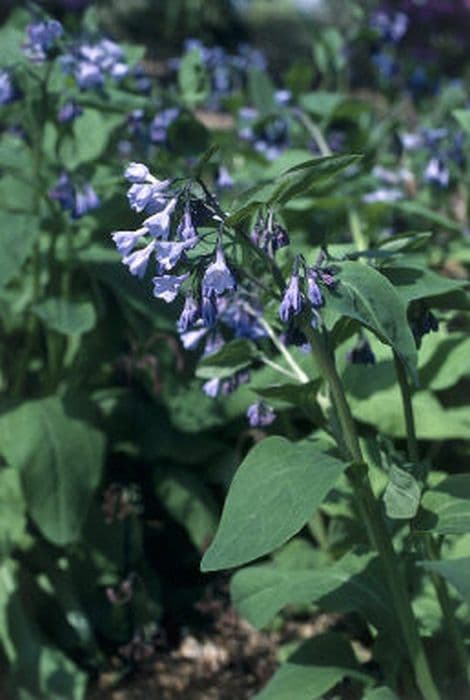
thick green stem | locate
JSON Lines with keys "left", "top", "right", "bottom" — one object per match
{"left": 393, "top": 351, "right": 469, "bottom": 687}
{"left": 306, "top": 327, "right": 441, "bottom": 700}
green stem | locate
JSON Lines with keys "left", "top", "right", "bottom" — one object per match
{"left": 306, "top": 327, "right": 441, "bottom": 700}
{"left": 393, "top": 351, "right": 469, "bottom": 688}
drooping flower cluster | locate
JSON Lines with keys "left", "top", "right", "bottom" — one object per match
{"left": 250, "top": 213, "right": 289, "bottom": 258}
{"left": 239, "top": 107, "right": 290, "bottom": 161}
{"left": 371, "top": 12, "right": 409, "bottom": 43}
{"left": 22, "top": 19, "right": 63, "bottom": 63}
{"left": 49, "top": 172, "right": 100, "bottom": 219}
{"left": 60, "top": 38, "right": 129, "bottom": 89}
{"left": 411, "top": 309, "right": 439, "bottom": 348}
{"left": 170, "top": 40, "right": 267, "bottom": 108}
{"left": 279, "top": 257, "right": 335, "bottom": 329}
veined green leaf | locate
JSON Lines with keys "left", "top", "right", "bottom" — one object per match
{"left": 201, "top": 437, "right": 348, "bottom": 571}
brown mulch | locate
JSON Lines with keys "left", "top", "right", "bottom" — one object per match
{"left": 88, "top": 587, "right": 338, "bottom": 700}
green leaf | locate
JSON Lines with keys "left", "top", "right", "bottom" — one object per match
{"left": 453, "top": 109, "right": 470, "bottom": 134}
{"left": 0, "top": 559, "right": 87, "bottom": 699}
{"left": 419, "top": 558, "right": 470, "bottom": 605}
{"left": 383, "top": 464, "right": 422, "bottom": 520}
{"left": 0, "top": 214, "right": 37, "bottom": 289}
{"left": 416, "top": 475, "right": 470, "bottom": 535}
{"left": 228, "top": 155, "right": 360, "bottom": 223}
{"left": 324, "top": 261, "right": 418, "bottom": 381}
{"left": 56, "top": 108, "right": 122, "bottom": 170}
{"left": 197, "top": 339, "right": 256, "bottom": 380}
{"left": 393, "top": 201, "right": 463, "bottom": 233}
{"left": 201, "top": 438, "right": 348, "bottom": 571}
{"left": 247, "top": 68, "right": 276, "bottom": 116}
{"left": 299, "top": 91, "right": 344, "bottom": 119}
{"left": 0, "top": 467, "right": 26, "bottom": 558}
{"left": 154, "top": 467, "right": 219, "bottom": 552}
{"left": 363, "top": 687, "right": 399, "bottom": 700}
{"left": 231, "top": 551, "right": 397, "bottom": 634}
{"left": 381, "top": 266, "right": 467, "bottom": 305}
{"left": 167, "top": 112, "right": 210, "bottom": 157}
{"left": 254, "top": 380, "right": 320, "bottom": 407}
{"left": 0, "top": 396, "right": 105, "bottom": 545}
{"left": 254, "top": 633, "right": 369, "bottom": 700}
{"left": 33, "top": 299, "right": 96, "bottom": 335}
{"left": 178, "top": 48, "right": 209, "bottom": 108}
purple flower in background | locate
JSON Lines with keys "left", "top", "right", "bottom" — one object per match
{"left": 49, "top": 173, "right": 99, "bottom": 219}
{"left": 112, "top": 228, "right": 147, "bottom": 257}
{"left": 61, "top": 37, "right": 129, "bottom": 90}
{"left": 73, "top": 183, "right": 100, "bottom": 218}
{"left": 202, "top": 247, "right": 236, "bottom": 297}
{"left": 246, "top": 401, "right": 276, "bottom": 427}
{"left": 149, "top": 108, "right": 179, "bottom": 143}
{"left": 347, "top": 337, "right": 376, "bottom": 365}
{"left": 152, "top": 273, "right": 189, "bottom": 303}
{"left": 280, "top": 273, "right": 303, "bottom": 323}
{"left": 216, "top": 166, "right": 234, "bottom": 189}
{"left": 143, "top": 198, "right": 177, "bottom": 238}
{"left": 125, "top": 162, "right": 150, "bottom": 183}
{"left": 424, "top": 157, "right": 449, "bottom": 188}
{"left": 0, "top": 70, "right": 18, "bottom": 105}
{"left": 123, "top": 241, "right": 156, "bottom": 278}
{"left": 23, "top": 19, "right": 63, "bottom": 62}
{"left": 58, "top": 100, "right": 83, "bottom": 123}
{"left": 371, "top": 12, "right": 409, "bottom": 43}
{"left": 177, "top": 295, "right": 200, "bottom": 333}
{"left": 372, "top": 52, "right": 399, "bottom": 80}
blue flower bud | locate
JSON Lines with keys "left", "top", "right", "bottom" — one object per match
{"left": 154, "top": 240, "right": 190, "bottom": 271}
{"left": 202, "top": 247, "right": 236, "bottom": 297}
{"left": 112, "top": 228, "right": 147, "bottom": 256}
{"left": 246, "top": 401, "right": 276, "bottom": 427}
{"left": 201, "top": 293, "right": 218, "bottom": 327}
{"left": 152, "top": 273, "right": 189, "bottom": 303}
{"left": 122, "top": 241, "right": 155, "bottom": 278}
{"left": 177, "top": 207, "right": 198, "bottom": 241}
{"left": 177, "top": 295, "right": 200, "bottom": 333}
{"left": 143, "top": 197, "right": 177, "bottom": 236}
{"left": 279, "top": 273, "right": 303, "bottom": 323}
{"left": 306, "top": 268, "right": 324, "bottom": 308}
{"left": 125, "top": 162, "right": 150, "bottom": 183}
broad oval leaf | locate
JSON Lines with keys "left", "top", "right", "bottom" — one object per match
{"left": 254, "top": 633, "right": 369, "bottom": 700}
{"left": 415, "top": 474, "right": 470, "bottom": 535}
{"left": 201, "top": 437, "right": 347, "bottom": 571}
{"left": 231, "top": 551, "right": 397, "bottom": 634}
{"left": 0, "top": 396, "right": 105, "bottom": 545}
{"left": 324, "top": 261, "right": 418, "bottom": 382}
{"left": 419, "top": 558, "right": 470, "bottom": 605}
{"left": 0, "top": 213, "right": 38, "bottom": 289}
{"left": 33, "top": 299, "right": 96, "bottom": 335}
{"left": 197, "top": 339, "right": 256, "bottom": 380}
{"left": 381, "top": 266, "right": 467, "bottom": 305}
